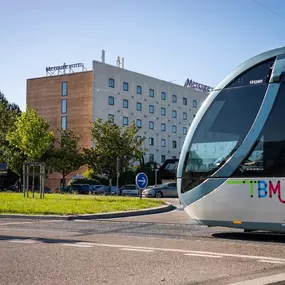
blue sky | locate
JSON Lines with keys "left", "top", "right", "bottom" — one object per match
{"left": 1, "top": 0, "right": 285, "bottom": 110}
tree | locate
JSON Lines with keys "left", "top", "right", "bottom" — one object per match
{"left": 84, "top": 119, "right": 146, "bottom": 185}
{"left": 6, "top": 106, "right": 54, "bottom": 161}
{"left": 47, "top": 129, "right": 83, "bottom": 188}
{"left": 6, "top": 106, "right": 54, "bottom": 197}
{"left": 0, "top": 92, "right": 25, "bottom": 176}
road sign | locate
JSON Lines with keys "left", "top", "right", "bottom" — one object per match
{"left": 135, "top": 172, "right": 148, "bottom": 190}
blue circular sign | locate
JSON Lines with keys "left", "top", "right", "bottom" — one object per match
{"left": 135, "top": 172, "right": 148, "bottom": 190}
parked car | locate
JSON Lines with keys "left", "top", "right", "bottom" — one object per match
{"left": 70, "top": 184, "right": 91, "bottom": 195}
{"left": 90, "top": 185, "right": 105, "bottom": 194}
{"left": 94, "top": 185, "right": 117, "bottom": 195}
{"left": 142, "top": 182, "right": 177, "bottom": 198}
{"left": 120, "top": 185, "right": 138, "bottom": 196}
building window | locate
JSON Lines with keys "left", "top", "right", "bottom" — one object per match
{"left": 149, "top": 154, "right": 154, "bottom": 162}
{"left": 123, "top": 99, "right": 128, "bottom": 108}
{"left": 193, "top": 100, "right": 197, "bottom": 108}
{"left": 172, "top": 110, "right": 177, "bottom": 118}
{"left": 149, "top": 121, "right": 154, "bottom": 129}
{"left": 161, "top": 107, "right": 166, "bottom": 116}
{"left": 161, "top": 155, "right": 166, "bottom": 163}
{"left": 183, "top": 127, "right": 187, "bottom": 135}
{"left": 193, "top": 114, "right": 196, "bottom": 118}
{"left": 109, "top": 78, "right": 115, "bottom": 88}
{"left": 136, "top": 119, "right": 142, "bottom": 128}
{"left": 62, "top": 81, "right": 67, "bottom": 96}
{"left": 149, "top": 89, "right": 154, "bottom": 97}
{"left": 123, "top": 117, "right": 128, "bottom": 125}
{"left": 109, "top": 96, "right": 114, "bottom": 105}
{"left": 123, "top": 82, "right": 129, "bottom": 91}
{"left": 161, "top": 139, "right": 166, "bottom": 147}
{"left": 136, "top": 102, "right": 142, "bottom": 111}
{"left": 183, "top": 98, "right": 187, "bottom": 105}
{"left": 61, "top": 99, "right": 67, "bottom": 114}
{"left": 161, "top": 123, "right": 166, "bottom": 131}
{"left": 108, "top": 114, "right": 114, "bottom": 123}
{"left": 172, "top": 125, "right": 177, "bottom": 133}
{"left": 149, "top": 137, "right": 154, "bottom": 146}
{"left": 61, "top": 116, "right": 67, "bottom": 130}
{"left": 149, "top": 105, "right": 154, "bottom": 113}
{"left": 172, "top": 140, "right": 177, "bottom": 148}
{"left": 183, "top": 112, "right": 187, "bottom": 120}
{"left": 137, "top": 85, "right": 142, "bottom": 94}
{"left": 173, "top": 156, "right": 177, "bottom": 159}
{"left": 161, "top": 92, "right": 166, "bottom": 100}
{"left": 172, "top": 95, "right": 177, "bottom": 103}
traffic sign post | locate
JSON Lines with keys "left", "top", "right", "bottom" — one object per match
{"left": 135, "top": 172, "right": 148, "bottom": 199}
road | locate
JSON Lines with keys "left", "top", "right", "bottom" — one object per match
{"left": 1, "top": 200, "right": 285, "bottom": 285}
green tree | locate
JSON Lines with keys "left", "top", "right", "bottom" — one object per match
{"left": 47, "top": 129, "right": 83, "bottom": 188}
{"left": 6, "top": 106, "right": 54, "bottom": 161}
{"left": 84, "top": 119, "right": 146, "bottom": 185}
{"left": 0, "top": 92, "right": 25, "bottom": 176}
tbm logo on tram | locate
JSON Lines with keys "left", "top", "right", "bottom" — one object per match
{"left": 228, "top": 180, "right": 285, "bottom": 204}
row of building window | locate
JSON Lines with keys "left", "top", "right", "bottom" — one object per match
{"left": 149, "top": 154, "right": 177, "bottom": 163}
{"left": 148, "top": 138, "right": 179, "bottom": 148}
{"left": 109, "top": 97, "right": 194, "bottom": 119}
{"left": 108, "top": 114, "right": 188, "bottom": 134}
{"left": 109, "top": 78, "right": 198, "bottom": 107}
{"left": 61, "top": 81, "right": 68, "bottom": 130}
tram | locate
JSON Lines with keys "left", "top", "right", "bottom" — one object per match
{"left": 177, "top": 46, "right": 285, "bottom": 232}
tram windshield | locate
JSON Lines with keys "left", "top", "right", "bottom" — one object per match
{"left": 181, "top": 58, "right": 275, "bottom": 193}
{"left": 184, "top": 84, "right": 267, "bottom": 172}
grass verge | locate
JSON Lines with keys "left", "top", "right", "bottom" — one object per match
{"left": 0, "top": 192, "right": 164, "bottom": 216}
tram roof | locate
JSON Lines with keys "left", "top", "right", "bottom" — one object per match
{"left": 215, "top": 46, "right": 285, "bottom": 91}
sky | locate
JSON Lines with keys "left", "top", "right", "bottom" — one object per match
{"left": 1, "top": 0, "right": 285, "bottom": 110}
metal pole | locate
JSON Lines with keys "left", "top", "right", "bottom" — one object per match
{"left": 27, "top": 165, "right": 29, "bottom": 198}
{"left": 155, "top": 169, "right": 158, "bottom": 186}
{"left": 39, "top": 165, "right": 42, "bottom": 199}
{"left": 23, "top": 164, "right": 26, "bottom": 198}
{"left": 116, "top": 157, "right": 119, "bottom": 195}
{"left": 32, "top": 164, "right": 35, "bottom": 198}
{"left": 42, "top": 165, "right": 44, "bottom": 199}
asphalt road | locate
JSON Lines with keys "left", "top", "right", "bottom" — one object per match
{"left": 1, "top": 201, "right": 285, "bottom": 285}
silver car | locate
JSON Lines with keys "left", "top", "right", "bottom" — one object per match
{"left": 142, "top": 182, "right": 177, "bottom": 198}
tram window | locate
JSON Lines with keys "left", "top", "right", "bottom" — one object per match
{"left": 227, "top": 58, "right": 275, "bottom": 88}
{"left": 233, "top": 82, "right": 285, "bottom": 177}
{"left": 182, "top": 84, "right": 267, "bottom": 180}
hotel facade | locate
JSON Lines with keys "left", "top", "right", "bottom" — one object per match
{"left": 27, "top": 55, "right": 210, "bottom": 187}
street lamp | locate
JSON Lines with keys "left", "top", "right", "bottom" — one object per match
{"left": 151, "top": 164, "right": 160, "bottom": 186}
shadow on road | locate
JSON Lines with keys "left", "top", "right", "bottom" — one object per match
{"left": 212, "top": 232, "right": 285, "bottom": 244}
{"left": 0, "top": 235, "right": 84, "bottom": 244}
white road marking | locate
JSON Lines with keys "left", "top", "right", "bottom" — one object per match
{"left": 120, "top": 248, "right": 154, "bottom": 253}
{"left": 226, "top": 272, "right": 285, "bottom": 285}
{"left": 87, "top": 242, "right": 285, "bottom": 263}
{"left": 184, "top": 253, "right": 222, "bottom": 259}
{"left": 77, "top": 242, "right": 95, "bottom": 246}
{"left": 258, "top": 259, "right": 285, "bottom": 264}
{"left": 61, "top": 243, "right": 93, "bottom": 248}
{"left": 9, "top": 239, "right": 36, "bottom": 244}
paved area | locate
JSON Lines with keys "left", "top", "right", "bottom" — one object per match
{"left": 1, "top": 202, "right": 285, "bottom": 285}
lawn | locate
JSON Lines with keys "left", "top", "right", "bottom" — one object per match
{"left": 0, "top": 193, "right": 164, "bottom": 215}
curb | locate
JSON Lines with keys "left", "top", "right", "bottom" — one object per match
{"left": 0, "top": 202, "right": 176, "bottom": 221}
